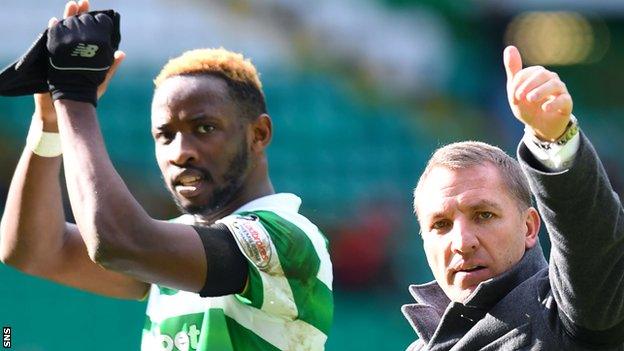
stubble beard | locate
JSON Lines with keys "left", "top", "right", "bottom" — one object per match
{"left": 169, "top": 138, "right": 251, "bottom": 216}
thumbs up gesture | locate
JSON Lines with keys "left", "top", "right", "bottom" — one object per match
{"left": 504, "top": 46, "right": 573, "bottom": 141}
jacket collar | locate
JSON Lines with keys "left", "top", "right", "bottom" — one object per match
{"left": 402, "top": 244, "right": 548, "bottom": 344}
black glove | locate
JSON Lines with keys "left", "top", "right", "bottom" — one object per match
{"left": 0, "top": 29, "right": 49, "bottom": 96}
{"left": 47, "top": 10, "right": 120, "bottom": 106}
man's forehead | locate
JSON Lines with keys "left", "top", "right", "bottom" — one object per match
{"left": 152, "top": 75, "right": 229, "bottom": 106}
{"left": 151, "top": 75, "right": 233, "bottom": 125}
{"left": 416, "top": 165, "right": 507, "bottom": 215}
{"left": 424, "top": 164, "right": 500, "bottom": 191}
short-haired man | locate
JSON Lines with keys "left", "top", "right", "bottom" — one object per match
{"left": 402, "top": 46, "right": 624, "bottom": 350}
{"left": 0, "top": 2, "right": 333, "bottom": 350}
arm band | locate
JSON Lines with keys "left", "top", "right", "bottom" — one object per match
{"left": 193, "top": 223, "right": 249, "bottom": 297}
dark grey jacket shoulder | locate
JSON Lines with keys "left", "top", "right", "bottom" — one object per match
{"left": 402, "top": 133, "right": 624, "bottom": 350}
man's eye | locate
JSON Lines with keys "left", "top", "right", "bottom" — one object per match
{"left": 155, "top": 132, "right": 174, "bottom": 143}
{"left": 197, "top": 125, "right": 215, "bottom": 134}
{"left": 477, "top": 212, "right": 494, "bottom": 220}
{"left": 431, "top": 220, "right": 449, "bottom": 230}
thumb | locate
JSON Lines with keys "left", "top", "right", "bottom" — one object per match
{"left": 503, "top": 45, "right": 522, "bottom": 81}
{"left": 108, "top": 50, "right": 126, "bottom": 78}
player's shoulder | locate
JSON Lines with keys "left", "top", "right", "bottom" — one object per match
{"left": 218, "top": 209, "right": 312, "bottom": 241}
{"left": 223, "top": 193, "right": 320, "bottom": 235}
{"left": 167, "top": 193, "right": 327, "bottom": 246}
{"left": 219, "top": 198, "right": 331, "bottom": 283}
{"left": 219, "top": 193, "right": 327, "bottom": 253}
{"left": 227, "top": 209, "right": 322, "bottom": 244}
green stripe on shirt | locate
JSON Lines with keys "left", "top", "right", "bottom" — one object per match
{"left": 236, "top": 264, "right": 264, "bottom": 309}
{"left": 225, "top": 315, "right": 281, "bottom": 351}
{"left": 250, "top": 211, "right": 334, "bottom": 334}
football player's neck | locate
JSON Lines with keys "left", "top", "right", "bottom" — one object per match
{"left": 194, "top": 174, "right": 274, "bottom": 225}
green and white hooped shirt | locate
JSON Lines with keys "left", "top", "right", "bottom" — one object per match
{"left": 141, "top": 193, "right": 334, "bottom": 351}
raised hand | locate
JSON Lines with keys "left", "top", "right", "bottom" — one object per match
{"left": 34, "top": 1, "right": 125, "bottom": 131}
{"left": 503, "top": 45, "right": 573, "bottom": 141}
{"left": 47, "top": 5, "right": 121, "bottom": 107}
{"left": 33, "top": 1, "right": 90, "bottom": 131}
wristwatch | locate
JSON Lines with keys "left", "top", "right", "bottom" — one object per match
{"left": 529, "top": 115, "right": 579, "bottom": 150}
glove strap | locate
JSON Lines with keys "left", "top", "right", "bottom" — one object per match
{"left": 48, "top": 57, "right": 111, "bottom": 72}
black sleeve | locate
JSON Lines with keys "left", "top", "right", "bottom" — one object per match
{"left": 192, "top": 223, "right": 249, "bottom": 297}
{"left": 518, "top": 133, "right": 624, "bottom": 346}
{"left": 559, "top": 308, "right": 624, "bottom": 349}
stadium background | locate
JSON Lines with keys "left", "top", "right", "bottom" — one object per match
{"left": 1, "top": 0, "right": 623, "bottom": 350}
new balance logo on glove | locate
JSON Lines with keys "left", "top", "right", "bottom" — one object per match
{"left": 71, "top": 43, "right": 99, "bottom": 58}
{"left": 46, "top": 10, "right": 120, "bottom": 106}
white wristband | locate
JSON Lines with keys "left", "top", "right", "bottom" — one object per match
{"left": 26, "top": 127, "right": 62, "bottom": 157}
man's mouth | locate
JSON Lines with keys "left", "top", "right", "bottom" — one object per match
{"left": 457, "top": 265, "right": 485, "bottom": 273}
{"left": 451, "top": 264, "right": 489, "bottom": 287}
{"left": 173, "top": 171, "right": 208, "bottom": 198}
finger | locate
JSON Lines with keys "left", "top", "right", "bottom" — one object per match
{"left": 63, "top": 1, "right": 79, "bottom": 19}
{"left": 77, "top": 0, "right": 90, "bottom": 14}
{"left": 48, "top": 17, "right": 59, "bottom": 28}
{"left": 97, "top": 51, "right": 125, "bottom": 99}
{"left": 509, "top": 66, "right": 543, "bottom": 102}
{"left": 503, "top": 46, "right": 523, "bottom": 81}
{"left": 515, "top": 69, "right": 556, "bottom": 102}
{"left": 526, "top": 79, "right": 566, "bottom": 103}
{"left": 109, "top": 51, "right": 126, "bottom": 78}
{"left": 542, "top": 93, "right": 572, "bottom": 115}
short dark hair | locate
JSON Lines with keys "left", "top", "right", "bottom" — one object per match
{"left": 215, "top": 71, "right": 267, "bottom": 121}
{"left": 413, "top": 141, "right": 532, "bottom": 218}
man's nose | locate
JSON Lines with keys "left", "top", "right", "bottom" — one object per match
{"left": 168, "top": 133, "right": 199, "bottom": 166}
{"left": 450, "top": 220, "right": 479, "bottom": 255}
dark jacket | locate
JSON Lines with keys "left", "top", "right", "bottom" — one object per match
{"left": 402, "top": 134, "right": 624, "bottom": 350}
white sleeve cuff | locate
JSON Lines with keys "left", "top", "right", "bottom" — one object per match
{"left": 522, "top": 128, "right": 580, "bottom": 171}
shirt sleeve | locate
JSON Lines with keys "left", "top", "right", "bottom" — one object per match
{"left": 216, "top": 211, "right": 323, "bottom": 319}
{"left": 522, "top": 127, "right": 580, "bottom": 171}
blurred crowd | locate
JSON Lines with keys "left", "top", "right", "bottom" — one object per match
{"left": 1, "top": 0, "right": 624, "bottom": 349}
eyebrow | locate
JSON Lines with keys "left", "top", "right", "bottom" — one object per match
{"left": 426, "top": 199, "right": 503, "bottom": 221}
{"left": 152, "top": 122, "right": 174, "bottom": 133}
{"left": 469, "top": 199, "right": 503, "bottom": 212}
{"left": 153, "top": 113, "right": 215, "bottom": 130}
{"left": 188, "top": 113, "right": 210, "bottom": 122}
{"left": 428, "top": 208, "right": 451, "bottom": 222}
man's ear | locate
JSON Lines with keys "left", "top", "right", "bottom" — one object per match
{"left": 524, "top": 207, "right": 540, "bottom": 249}
{"left": 249, "top": 113, "right": 272, "bottom": 153}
